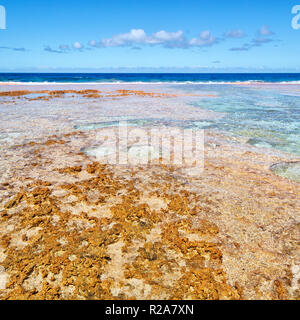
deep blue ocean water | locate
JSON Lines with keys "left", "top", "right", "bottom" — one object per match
{"left": 1, "top": 73, "right": 300, "bottom": 83}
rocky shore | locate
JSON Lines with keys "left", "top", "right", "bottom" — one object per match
{"left": 0, "top": 85, "right": 299, "bottom": 300}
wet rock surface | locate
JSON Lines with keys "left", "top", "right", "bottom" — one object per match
{"left": 0, "top": 131, "right": 298, "bottom": 300}
{"left": 0, "top": 85, "right": 299, "bottom": 300}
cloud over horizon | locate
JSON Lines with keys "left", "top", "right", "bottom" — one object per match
{"left": 43, "top": 26, "right": 277, "bottom": 54}
{"left": 44, "top": 42, "right": 84, "bottom": 53}
{"left": 230, "top": 25, "right": 275, "bottom": 51}
{"left": 258, "top": 25, "right": 274, "bottom": 36}
{"left": 0, "top": 46, "right": 28, "bottom": 52}
{"left": 88, "top": 29, "right": 218, "bottom": 49}
{"left": 224, "top": 29, "right": 245, "bottom": 38}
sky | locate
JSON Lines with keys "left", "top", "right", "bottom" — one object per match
{"left": 0, "top": 0, "right": 300, "bottom": 72}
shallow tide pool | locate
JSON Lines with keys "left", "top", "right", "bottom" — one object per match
{"left": 181, "top": 84, "right": 300, "bottom": 156}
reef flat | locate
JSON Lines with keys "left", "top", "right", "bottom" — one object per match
{"left": 0, "top": 83, "right": 299, "bottom": 300}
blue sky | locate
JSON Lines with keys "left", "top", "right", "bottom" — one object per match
{"left": 0, "top": 0, "right": 300, "bottom": 72}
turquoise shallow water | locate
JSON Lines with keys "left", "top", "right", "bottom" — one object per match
{"left": 270, "top": 162, "right": 300, "bottom": 183}
{"left": 182, "top": 85, "right": 300, "bottom": 156}
{"left": 72, "top": 84, "right": 300, "bottom": 156}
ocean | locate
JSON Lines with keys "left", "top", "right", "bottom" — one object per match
{"left": 1, "top": 73, "right": 300, "bottom": 84}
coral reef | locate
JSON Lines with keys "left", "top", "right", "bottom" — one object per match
{"left": 0, "top": 89, "right": 215, "bottom": 102}
{"left": 0, "top": 159, "right": 243, "bottom": 300}
{"left": 0, "top": 86, "right": 299, "bottom": 300}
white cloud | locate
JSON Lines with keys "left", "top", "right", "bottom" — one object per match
{"left": 150, "top": 30, "right": 184, "bottom": 43}
{"left": 89, "top": 40, "right": 98, "bottom": 47}
{"left": 44, "top": 46, "right": 64, "bottom": 53}
{"left": 0, "top": 46, "right": 28, "bottom": 52}
{"left": 49, "top": 27, "right": 270, "bottom": 53}
{"left": 252, "top": 37, "right": 273, "bottom": 46}
{"left": 230, "top": 45, "right": 250, "bottom": 51}
{"left": 200, "top": 30, "right": 211, "bottom": 40}
{"left": 189, "top": 31, "right": 217, "bottom": 47}
{"left": 225, "top": 29, "right": 245, "bottom": 38}
{"left": 230, "top": 25, "right": 276, "bottom": 52}
{"left": 100, "top": 29, "right": 147, "bottom": 47}
{"left": 73, "top": 42, "right": 83, "bottom": 49}
{"left": 258, "top": 25, "right": 274, "bottom": 36}
{"left": 89, "top": 29, "right": 217, "bottom": 49}
{"left": 59, "top": 44, "right": 70, "bottom": 51}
